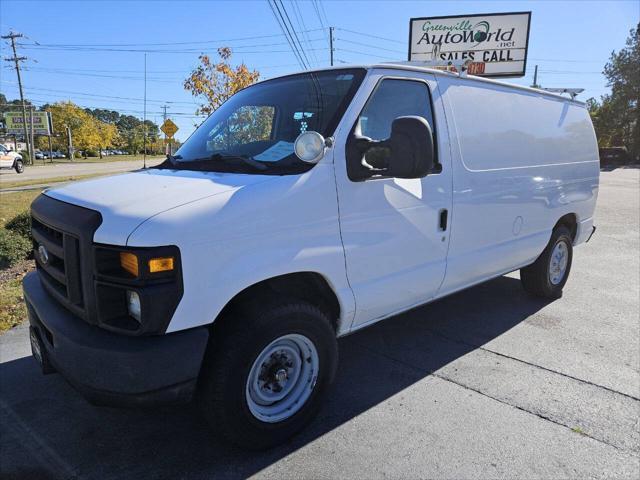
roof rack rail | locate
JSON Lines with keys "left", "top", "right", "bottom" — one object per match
{"left": 383, "top": 42, "right": 472, "bottom": 77}
{"left": 540, "top": 88, "right": 585, "bottom": 100}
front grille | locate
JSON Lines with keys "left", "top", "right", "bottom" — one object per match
{"left": 30, "top": 194, "right": 103, "bottom": 324}
{"left": 32, "top": 217, "right": 84, "bottom": 312}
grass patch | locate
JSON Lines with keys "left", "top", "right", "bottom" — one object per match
{"left": 0, "top": 190, "right": 42, "bottom": 334}
{"left": 0, "top": 267, "right": 31, "bottom": 334}
{"left": 571, "top": 426, "right": 585, "bottom": 435}
{"left": 1, "top": 190, "right": 41, "bottom": 227}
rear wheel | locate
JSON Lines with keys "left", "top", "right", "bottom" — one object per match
{"left": 521, "top": 225, "right": 573, "bottom": 298}
{"left": 14, "top": 159, "right": 24, "bottom": 173}
{"left": 199, "top": 300, "right": 338, "bottom": 450}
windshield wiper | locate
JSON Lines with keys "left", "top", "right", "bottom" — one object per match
{"left": 180, "top": 153, "right": 268, "bottom": 172}
{"left": 153, "top": 154, "right": 182, "bottom": 170}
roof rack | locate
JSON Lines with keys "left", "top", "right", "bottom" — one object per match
{"left": 541, "top": 88, "right": 585, "bottom": 100}
{"left": 383, "top": 59, "right": 472, "bottom": 77}
{"left": 384, "top": 42, "right": 472, "bottom": 77}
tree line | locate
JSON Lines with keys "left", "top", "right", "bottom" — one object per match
{"left": 587, "top": 24, "right": 639, "bottom": 161}
{"left": 1, "top": 94, "right": 165, "bottom": 158}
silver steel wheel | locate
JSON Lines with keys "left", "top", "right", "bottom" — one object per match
{"left": 549, "top": 240, "right": 569, "bottom": 285}
{"left": 246, "top": 333, "right": 319, "bottom": 423}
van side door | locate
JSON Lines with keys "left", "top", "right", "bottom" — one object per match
{"left": 333, "top": 70, "right": 453, "bottom": 330}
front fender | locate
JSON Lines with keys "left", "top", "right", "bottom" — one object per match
{"left": 127, "top": 164, "right": 355, "bottom": 334}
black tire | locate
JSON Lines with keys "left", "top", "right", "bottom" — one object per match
{"left": 14, "top": 159, "right": 24, "bottom": 174}
{"left": 199, "top": 300, "right": 338, "bottom": 450}
{"left": 521, "top": 225, "right": 573, "bottom": 298}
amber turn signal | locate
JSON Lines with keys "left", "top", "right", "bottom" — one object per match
{"left": 149, "top": 257, "right": 174, "bottom": 273}
{"left": 120, "top": 252, "right": 139, "bottom": 277}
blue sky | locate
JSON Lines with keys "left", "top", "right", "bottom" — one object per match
{"left": 1, "top": 0, "right": 638, "bottom": 141}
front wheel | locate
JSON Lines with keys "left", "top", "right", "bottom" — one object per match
{"left": 521, "top": 225, "right": 573, "bottom": 298}
{"left": 199, "top": 301, "right": 338, "bottom": 449}
{"left": 14, "top": 159, "right": 24, "bottom": 173}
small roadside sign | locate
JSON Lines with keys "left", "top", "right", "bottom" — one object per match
{"left": 161, "top": 119, "right": 179, "bottom": 138}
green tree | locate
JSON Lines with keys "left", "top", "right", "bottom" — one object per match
{"left": 588, "top": 24, "right": 639, "bottom": 159}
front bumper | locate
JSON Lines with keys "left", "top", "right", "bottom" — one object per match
{"left": 23, "top": 271, "right": 209, "bottom": 407}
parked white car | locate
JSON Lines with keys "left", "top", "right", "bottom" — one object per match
{"left": 0, "top": 144, "right": 24, "bottom": 173}
{"left": 24, "top": 63, "right": 599, "bottom": 449}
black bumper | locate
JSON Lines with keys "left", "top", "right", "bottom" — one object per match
{"left": 23, "top": 271, "right": 209, "bottom": 407}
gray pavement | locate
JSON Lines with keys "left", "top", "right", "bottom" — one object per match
{"left": 0, "top": 158, "right": 164, "bottom": 184}
{"left": 0, "top": 168, "right": 638, "bottom": 479}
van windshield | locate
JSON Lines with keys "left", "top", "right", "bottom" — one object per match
{"left": 163, "top": 68, "right": 366, "bottom": 175}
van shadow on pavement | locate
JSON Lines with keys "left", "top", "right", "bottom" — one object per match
{"left": 0, "top": 275, "right": 552, "bottom": 480}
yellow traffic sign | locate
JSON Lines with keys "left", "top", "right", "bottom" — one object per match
{"left": 161, "top": 119, "right": 179, "bottom": 138}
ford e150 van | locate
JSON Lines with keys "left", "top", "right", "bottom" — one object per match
{"left": 23, "top": 63, "right": 599, "bottom": 449}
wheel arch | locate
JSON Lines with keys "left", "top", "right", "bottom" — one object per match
{"left": 554, "top": 213, "right": 578, "bottom": 242}
{"left": 213, "top": 271, "right": 342, "bottom": 334}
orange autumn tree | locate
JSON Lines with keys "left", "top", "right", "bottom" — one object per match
{"left": 184, "top": 47, "right": 260, "bottom": 116}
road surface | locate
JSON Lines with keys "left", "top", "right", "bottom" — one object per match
{"left": 0, "top": 158, "right": 164, "bottom": 184}
{"left": 0, "top": 168, "right": 638, "bottom": 479}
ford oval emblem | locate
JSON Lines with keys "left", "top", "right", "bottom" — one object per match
{"left": 38, "top": 245, "right": 49, "bottom": 265}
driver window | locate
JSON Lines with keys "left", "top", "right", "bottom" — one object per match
{"left": 348, "top": 78, "right": 437, "bottom": 181}
{"left": 356, "top": 79, "right": 434, "bottom": 140}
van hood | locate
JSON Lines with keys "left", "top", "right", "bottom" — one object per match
{"left": 44, "top": 168, "right": 274, "bottom": 245}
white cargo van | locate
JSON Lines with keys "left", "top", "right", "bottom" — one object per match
{"left": 24, "top": 64, "right": 599, "bottom": 449}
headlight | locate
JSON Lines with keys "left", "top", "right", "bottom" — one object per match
{"left": 94, "top": 245, "right": 183, "bottom": 335}
{"left": 126, "top": 290, "right": 142, "bottom": 323}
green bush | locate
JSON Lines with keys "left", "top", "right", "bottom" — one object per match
{"left": 5, "top": 211, "right": 31, "bottom": 240}
{"left": 19, "top": 150, "right": 30, "bottom": 163}
{"left": 0, "top": 229, "right": 32, "bottom": 269}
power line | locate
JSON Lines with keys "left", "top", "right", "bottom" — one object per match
{"left": 0, "top": 81, "right": 199, "bottom": 105}
{"left": 311, "top": 0, "right": 326, "bottom": 31}
{"left": 336, "top": 48, "right": 395, "bottom": 60}
{"left": 336, "top": 28, "right": 405, "bottom": 45}
{"left": 23, "top": 29, "right": 325, "bottom": 48}
{"left": 291, "top": 0, "right": 320, "bottom": 67}
{"left": 276, "top": 0, "right": 313, "bottom": 68}
{"left": 17, "top": 43, "right": 329, "bottom": 55}
{"left": 268, "top": 0, "right": 308, "bottom": 69}
{"left": 337, "top": 38, "right": 405, "bottom": 55}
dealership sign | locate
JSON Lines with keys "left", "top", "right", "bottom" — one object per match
{"left": 3, "top": 111, "right": 52, "bottom": 135}
{"left": 409, "top": 12, "right": 531, "bottom": 77}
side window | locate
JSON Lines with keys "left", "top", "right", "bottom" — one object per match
{"left": 356, "top": 79, "right": 435, "bottom": 141}
{"left": 347, "top": 78, "right": 437, "bottom": 181}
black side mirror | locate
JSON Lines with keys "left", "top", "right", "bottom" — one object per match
{"left": 385, "top": 116, "right": 434, "bottom": 179}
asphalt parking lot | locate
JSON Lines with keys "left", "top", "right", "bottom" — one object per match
{"left": 1, "top": 168, "right": 638, "bottom": 480}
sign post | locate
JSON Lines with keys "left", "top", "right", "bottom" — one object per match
{"left": 409, "top": 12, "right": 531, "bottom": 78}
{"left": 160, "top": 119, "right": 179, "bottom": 156}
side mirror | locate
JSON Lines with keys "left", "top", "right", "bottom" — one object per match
{"left": 385, "top": 116, "right": 434, "bottom": 179}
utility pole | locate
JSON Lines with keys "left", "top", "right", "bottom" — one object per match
{"left": 2, "top": 31, "right": 32, "bottom": 163}
{"left": 531, "top": 65, "right": 540, "bottom": 88}
{"left": 329, "top": 26, "right": 334, "bottom": 66}
{"left": 66, "top": 126, "right": 74, "bottom": 161}
{"left": 143, "top": 53, "right": 147, "bottom": 169}
{"left": 29, "top": 105, "right": 39, "bottom": 164}
{"left": 162, "top": 104, "right": 169, "bottom": 155}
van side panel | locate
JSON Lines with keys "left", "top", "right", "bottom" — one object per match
{"left": 437, "top": 76, "right": 599, "bottom": 296}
